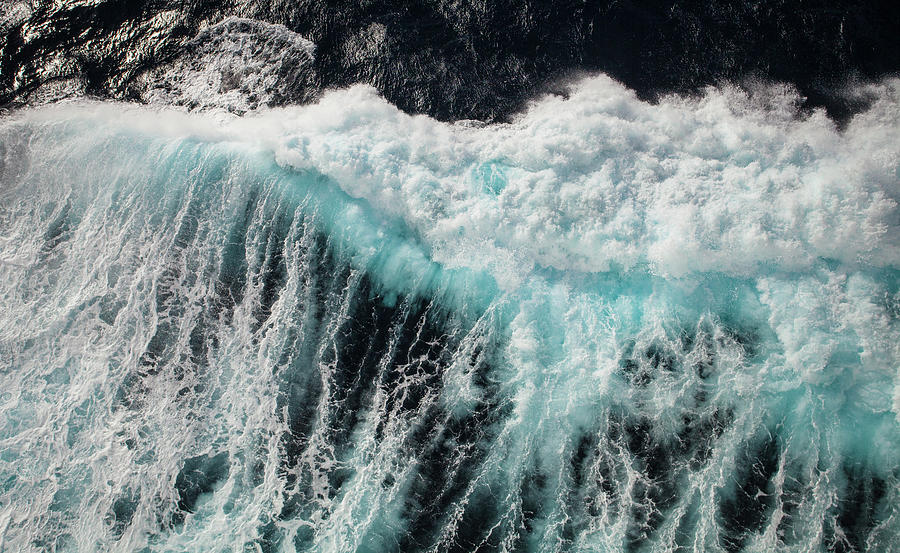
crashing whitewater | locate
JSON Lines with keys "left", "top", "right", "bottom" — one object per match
{"left": 1, "top": 75, "right": 899, "bottom": 552}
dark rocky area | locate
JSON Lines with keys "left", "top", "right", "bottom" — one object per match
{"left": 2, "top": 0, "right": 899, "bottom": 120}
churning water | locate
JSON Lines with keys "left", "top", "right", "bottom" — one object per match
{"left": 1, "top": 76, "right": 899, "bottom": 552}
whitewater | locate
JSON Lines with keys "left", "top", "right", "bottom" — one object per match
{"left": 0, "top": 75, "right": 898, "bottom": 552}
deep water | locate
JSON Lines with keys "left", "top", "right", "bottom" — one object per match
{"left": 3, "top": 0, "right": 899, "bottom": 120}
{"left": 1, "top": 76, "right": 899, "bottom": 552}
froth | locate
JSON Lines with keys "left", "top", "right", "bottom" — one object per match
{"left": 244, "top": 76, "right": 900, "bottom": 282}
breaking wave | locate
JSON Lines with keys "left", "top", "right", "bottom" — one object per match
{"left": 1, "top": 75, "right": 899, "bottom": 552}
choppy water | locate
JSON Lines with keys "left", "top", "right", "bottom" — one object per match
{"left": 1, "top": 76, "right": 899, "bottom": 552}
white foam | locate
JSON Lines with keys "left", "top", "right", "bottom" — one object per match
{"left": 0, "top": 1, "right": 30, "bottom": 30}
{"left": 15, "top": 75, "right": 898, "bottom": 284}
{"left": 227, "top": 76, "right": 900, "bottom": 282}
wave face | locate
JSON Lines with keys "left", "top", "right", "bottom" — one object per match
{"left": 1, "top": 77, "right": 900, "bottom": 552}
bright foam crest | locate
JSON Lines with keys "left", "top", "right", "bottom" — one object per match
{"left": 239, "top": 76, "right": 900, "bottom": 281}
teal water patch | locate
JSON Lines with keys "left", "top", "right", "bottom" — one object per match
{"left": 472, "top": 160, "right": 509, "bottom": 196}
{"left": 0, "top": 96, "right": 898, "bottom": 553}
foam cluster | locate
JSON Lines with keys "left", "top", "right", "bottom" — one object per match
{"left": 242, "top": 76, "right": 900, "bottom": 282}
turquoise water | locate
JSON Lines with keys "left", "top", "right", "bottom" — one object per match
{"left": 0, "top": 77, "right": 899, "bottom": 552}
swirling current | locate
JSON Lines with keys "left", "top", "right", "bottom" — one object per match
{"left": 1, "top": 75, "right": 899, "bottom": 552}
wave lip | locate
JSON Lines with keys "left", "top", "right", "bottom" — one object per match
{"left": 249, "top": 76, "right": 900, "bottom": 282}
